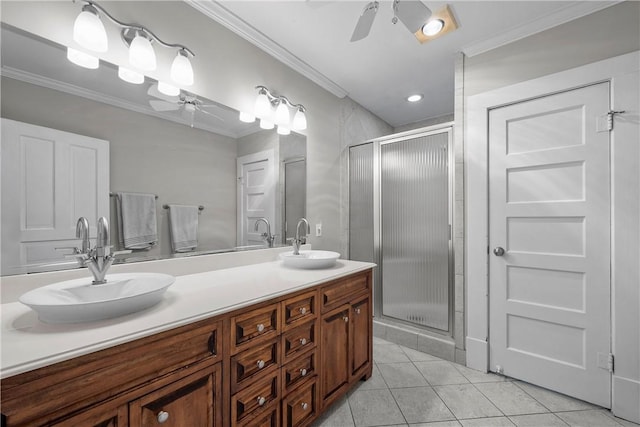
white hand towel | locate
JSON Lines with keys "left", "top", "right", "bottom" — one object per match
{"left": 167, "top": 204, "right": 199, "bottom": 253}
{"left": 116, "top": 192, "right": 158, "bottom": 250}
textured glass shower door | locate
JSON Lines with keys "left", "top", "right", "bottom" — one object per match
{"left": 381, "top": 131, "right": 451, "bottom": 331}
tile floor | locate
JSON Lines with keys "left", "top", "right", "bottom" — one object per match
{"left": 312, "top": 338, "right": 639, "bottom": 427}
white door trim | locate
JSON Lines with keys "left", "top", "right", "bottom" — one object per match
{"left": 465, "top": 50, "right": 639, "bottom": 422}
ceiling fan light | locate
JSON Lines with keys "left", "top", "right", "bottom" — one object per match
{"left": 66, "top": 47, "right": 99, "bottom": 69}
{"left": 274, "top": 101, "right": 290, "bottom": 126}
{"left": 292, "top": 109, "right": 307, "bottom": 131}
{"left": 259, "top": 118, "right": 275, "bottom": 130}
{"left": 118, "top": 66, "right": 144, "bottom": 84}
{"left": 422, "top": 19, "right": 444, "bottom": 36}
{"left": 129, "top": 34, "right": 156, "bottom": 71}
{"left": 73, "top": 5, "right": 108, "bottom": 52}
{"left": 254, "top": 92, "right": 272, "bottom": 119}
{"left": 170, "top": 49, "right": 194, "bottom": 87}
{"left": 158, "top": 81, "right": 180, "bottom": 97}
{"left": 239, "top": 111, "right": 256, "bottom": 123}
{"left": 277, "top": 125, "right": 291, "bottom": 136}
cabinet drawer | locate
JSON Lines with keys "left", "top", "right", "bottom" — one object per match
{"left": 238, "top": 402, "right": 279, "bottom": 427}
{"left": 231, "top": 303, "right": 280, "bottom": 354}
{"left": 282, "top": 378, "right": 317, "bottom": 427}
{"left": 281, "top": 320, "right": 317, "bottom": 363}
{"left": 320, "top": 271, "right": 370, "bottom": 312}
{"left": 231, "top": 339, "right": 279, "bottom": 393}
{"left": 232, "top": 369, "right": 280, "bottom": 425}
{"left": 282, "top": 349, "right": 316, "bottom": 395}
{"left": 281, "top": 291, "right": 317, "bottom": 330}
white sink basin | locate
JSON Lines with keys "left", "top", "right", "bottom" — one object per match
{"left": 19, "top": 273, "right": 175, "bottom": 324}
{"left": 279, "top": 250, "right": 340, "bottom": 269}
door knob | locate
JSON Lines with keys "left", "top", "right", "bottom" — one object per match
{"left": 493, "top": 247, "right": 505, "bottom": 256}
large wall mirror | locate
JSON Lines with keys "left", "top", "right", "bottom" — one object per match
{"left": 0, "top": 24, "right": 306, "bottom": 276}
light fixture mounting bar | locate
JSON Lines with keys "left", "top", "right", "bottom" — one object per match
{"left": 74, "top": 0, "right": 195, "bottom": 57}
{"left": 256, "top": 85, "right": 305, "bottom": 112}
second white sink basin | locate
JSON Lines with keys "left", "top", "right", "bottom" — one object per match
{"left": 279, "top": 250, "right": 340, "bottom": 269}
{"left": 19, "top": 273, "right": 175, "bottom": 324}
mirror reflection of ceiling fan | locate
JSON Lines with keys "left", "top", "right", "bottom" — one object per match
{"left": 351, "top": 0, "right": 435, "bottom": 42}
{"left": 147, "top": 83, "right": 223, "bottom": 127}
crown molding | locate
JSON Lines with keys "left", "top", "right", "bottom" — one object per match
{"left": 462, "top": 1, "right": 623, "bottom": 57}
{"left": 186, "top": 0, "right": 348, "bottom": 99}
{"left": 1, "top": 66, "right": 240, "bottom": 138}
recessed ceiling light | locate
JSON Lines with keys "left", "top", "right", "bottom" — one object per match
{"left": 407, "top": 94, "right": 423, "bottom": 103}
{"left": 422, "top": 19, "right": 444, "bottom": 37}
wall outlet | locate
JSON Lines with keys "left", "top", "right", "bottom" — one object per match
{"left": 315, "top": 223, "right": 322, "bottom": 237}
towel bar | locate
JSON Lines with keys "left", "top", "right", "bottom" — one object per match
{"left": 110, "top": 192, "right": 158, "bottom": 199}
{"left": 163, "top": 204, "right": 205, "bottom": 211}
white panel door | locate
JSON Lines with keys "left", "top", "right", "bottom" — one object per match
{"left": 489, "top": 83, "right": 611, "bottom": 407}
{"left": 1, "top": 118, "right": 109, "bottom": 274}
{"left": 236, "top": 149, "right": 275, "bottom": 247}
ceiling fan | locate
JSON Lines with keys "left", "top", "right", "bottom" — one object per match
{"left": 350, "top": 0, "right": 433, "bottom": 42}
{"left": 147, "top": 83, "right": 223, "bottom": 127}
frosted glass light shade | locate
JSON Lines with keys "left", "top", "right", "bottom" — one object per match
{"left": 118, "top": 66, "right": 144, "bottom": 84}
{"left": 254, "top": 92, "right": 272, "bottom": 119}
{"left": 277, "top": 125, "right": 291, "bottom": 135}
{"left": 158, "top": 82, "right": 180, "bottom": 97}
{"left": 170, "top": 50, "right": 194, "bottom": 86}
{"left": 274, "top": 101, "right": 290, "bottom": 126}
{"left": 129, "top": 35, "right": 156, "bottom": 71}
{"left": 73, "top": 7, "right": 108, "bottom": 52}
{"left": 67, "top": 47, "right": 99, "bottom": 69}
{"left": 259, "top": 118, "right": 274, "bottom": 130}
{"left": 292, "top": 109, "right": 307, "bottom": 131}
{"left": 239, "top": 111, "right": 255, "bottom": 123}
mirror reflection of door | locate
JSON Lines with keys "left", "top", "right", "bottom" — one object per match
{"left": 283, "top": 158, "right": 306, "bottom": 243}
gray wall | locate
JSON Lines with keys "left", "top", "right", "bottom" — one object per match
{"left": 1, "top": 77, "right": 238, "bottom": 257}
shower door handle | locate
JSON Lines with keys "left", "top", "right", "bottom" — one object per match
{"left": 493, "top": 247, "right": 505, "bottom": 256}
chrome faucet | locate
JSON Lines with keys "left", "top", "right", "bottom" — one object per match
{"left": 254, "top": 217, "right": 276, "bottom": 248}
{"left": 69, "top": 216, "right": 130, "bottom": 284}
{"left": 292, "top": 218, "right": 310, "bottom": 255}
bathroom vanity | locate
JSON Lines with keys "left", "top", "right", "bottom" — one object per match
{"left": 0, "top": 259, "right": 374, "bottom": 427}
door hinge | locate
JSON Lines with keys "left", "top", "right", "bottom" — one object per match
{"left": 607, "top": 110, "right": 626, "bottom": 131}
{"left": 597, "top": 352, "right": 614, "bottom": 373}
{"left": 608, "top": 353, "right": 615, "bottom": 373}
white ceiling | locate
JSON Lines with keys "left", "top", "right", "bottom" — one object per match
{"left": 192, "top": 1, "right": 618, "bottom": 127}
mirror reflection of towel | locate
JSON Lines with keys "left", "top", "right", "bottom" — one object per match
{"left": 167, "top": 204, "right": 198, "bottom": 253}
{"left": 116, "top": 192, "right": 158, "bottom": 250}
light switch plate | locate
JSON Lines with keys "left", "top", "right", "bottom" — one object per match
{"left": 315, "top": 223, "right": 322, "bottom": 237}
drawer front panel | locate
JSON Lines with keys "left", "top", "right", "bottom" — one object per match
{"left": 231, "top": 303, "right": 280, "bottom": 353}
{"left": 320, "top": 272, "right": 370, "bottom": 312}
{"left": 282, "top": 350, "right": 316, "bottom": 394}
{"left": 283, "top": 379, "right": 317, "bottom": 427}
{"left": 281, "top": 321, "right": 316, "bottom": 363}
{"left": 282, "top": 291, "right": 317, "bottom": 330}
{"left": 231, "top": 339, "right": 279, "bottom": 393}
{"left": 237, "top": 402, "right": 279, "bottom": 427}
{"left": 232, "top": 370, "right": 279, "bottom": 425}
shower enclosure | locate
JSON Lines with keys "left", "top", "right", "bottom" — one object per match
{"left": 349, "top": 125, "right": 453, "bottom": 334}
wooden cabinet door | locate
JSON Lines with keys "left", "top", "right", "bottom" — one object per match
{"left": 350, "top": 294, "right": 371, "bottom": 379}
{"left": 50, "top": 402, "right": 127, "bottom": 427}
{"left": 129, "top": 363, "right": 221, "bottom": 427}
{"left": 320, "top": 304, "right": 350, "bottom": 407}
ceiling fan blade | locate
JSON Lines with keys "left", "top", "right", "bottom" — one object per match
{"left": 197, "top": 108, "right": 225, "bottom": 122}
{"left": 149, "top": 99, "right": 180, "bottom": 112}
{"left": 350, "top": 1, "right": 379, "bottom": 42}
{"left": 147, "top": 83, "right": 180, "bottom": 102}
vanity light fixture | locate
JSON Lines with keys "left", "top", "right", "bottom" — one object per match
{"left": 69, "top": 0, "right": 195, "bottom": 87}
{"left": 158, "top": 81, "right": 180, "bottom": 97}
{"left": 118, "top": 66, "right": 144, "bottom": 84}
{"left": 67, "top": 47, "right": 100, "bottom": 69}
{"left": 243, "top": 86, "right": 307, "bottom": 132}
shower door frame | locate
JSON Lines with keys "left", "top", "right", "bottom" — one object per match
{"left": 366, "top": 123, "right": 455, "bottom": 335}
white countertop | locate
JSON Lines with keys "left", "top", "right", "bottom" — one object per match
{"left": 1, "top": 259, "right": 374, "bottom": 379}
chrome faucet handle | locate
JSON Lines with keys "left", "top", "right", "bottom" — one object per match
{"left": 110, "top": 249, "right": 132, "bottom": 257}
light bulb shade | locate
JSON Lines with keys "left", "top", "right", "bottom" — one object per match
{"left": 259, "top": 118, "right": 275, "bottom": 130}
{"left": 73, "top": 7, "right": 108, "bottom": 52}
{"left": 254, "top": 92, "right": 272, "bottom": 119}
{"left": 170, "top": 50, "right": 194, "bottom": 86}
{"left": 277, "top": 125, "right": 291, "bottom": 136}
{"left": 158, "top": 81, "right": 180, "bottom": 97}
{"left": 239, "top": 111, "right": 255, "bottom": 123}
{"left": 67, "top": 47, "right": 99, "bottom": 69}
{"left": 118, "top": 66, "right": 144, "bottom": 84}
{"left": 129, "top": 34, "right": 156, "bottom": 71}
{"left": 292, "top": 109, "right": 307, "bottom": 131}
{"left": 274, "top": 101, "right": 290, "bottom": 126}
